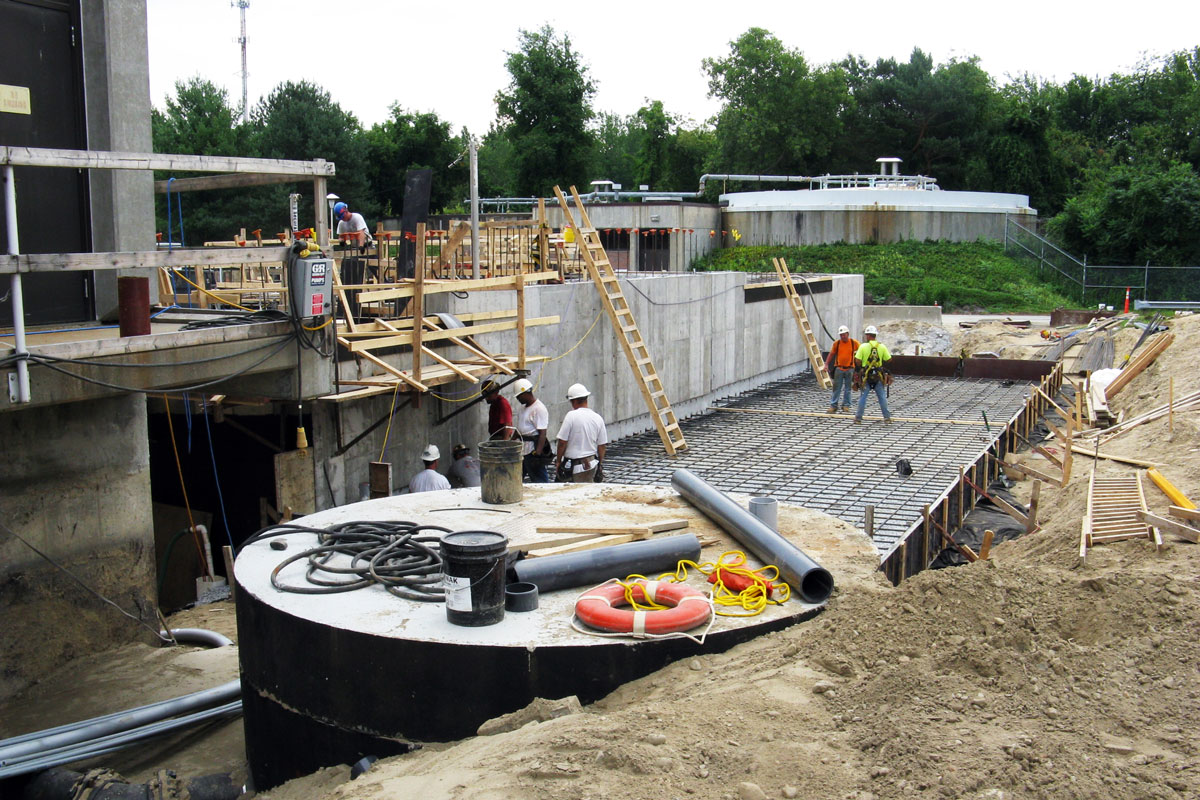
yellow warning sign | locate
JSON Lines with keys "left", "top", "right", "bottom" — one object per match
{"left": 1, "top": 84, "right": 31, "bottom": 115}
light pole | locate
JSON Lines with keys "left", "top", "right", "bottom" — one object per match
{"left": 326, "top": 193, "right": 339, "bottom": 241}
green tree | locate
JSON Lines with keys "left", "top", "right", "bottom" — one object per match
{"left": 151, "top": 77, "right": 256, "bottom": 243}
{"left": 591, "top": 111, "right": 638, "bottom": 189}
{"left": 364, "top": 106, "right": 466, "bottom": 216}
{"left": 250, "top": 80, "right": 374, "bottom": 232}
{"left": 477, "top": 123, "right": 518, "bottom": 198}
{"left": 703, "top": 28, "right": 849, "bottom": 176}
{"left": 495, "top": 25, "right": 596, "bottom": 195}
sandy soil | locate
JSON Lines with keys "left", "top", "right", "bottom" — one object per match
{"left": 5, "top": 315, "right": 1200, "bottom": 800}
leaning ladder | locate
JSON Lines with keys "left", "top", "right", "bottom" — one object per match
{"left": 554, "top": 186, "right": 687, "bottom": 456}
{"left": 773, "top": 257, "right": 832, "bottom": 389}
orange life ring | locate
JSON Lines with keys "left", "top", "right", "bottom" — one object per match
{"left": 575, "top": 580, "right": 711, "bottom": 635}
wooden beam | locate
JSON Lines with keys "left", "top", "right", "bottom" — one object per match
{"left": 1, "top": 247, "right": 289, "bottom": 275}
{"left": 346, "top": 315, "right": 560, "bottom": 353}
{"left": 1027, "top": 480, "right": 1042, "bottom": 534}
{"left": 355, "top": 270, "right": 560, "bottom": 303}
{"left": 705, "top": 406, "right": 989, "bottom": 426}
{"left": 1105, "top": 333, "right": 1174, "bottom": 402}
{"left": 1168, "top": 505, "right": 1200, "bottom": 524}
{"left": 154, "top": 173, "right": 312, "bottom": 193}
{"left": 1067, "top": 445, "right": 1161, "bottom": 468}
{"left": 1137, "top": 511, "right": 1200, "bottom": 543}
{"left": 1, "top": 146, "right": 334, "bottom": 176}
{"left": 1000, "top": 454, "right": 1063, "bottom": 489}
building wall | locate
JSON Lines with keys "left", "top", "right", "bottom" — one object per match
{"left": 545, "top": 202, "right": 721, "bottom": 272}
{"left": 0, "top": 395, "right": 154, "bottom": 699}
{"left": 316, "top": 273, "right": 862, "bottom": 505}
{"left": 722, "top": 208, "right": 1035, "bottom": 246}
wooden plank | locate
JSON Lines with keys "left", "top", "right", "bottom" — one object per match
{"left": 1146, "top": 468, "right": 1196, "bottom": 509}
{"left": 525, "top": 531, "right": 650, "bottom": 558}
{"left": 2, "top": 247, "right": 289, "bottom": 275}
{"left": 533, "top": 525, "right": 656, "bottom": 536}
{"left": 1168, "top": 505, "right": 1200, "bottom": 523}
{"left": 1104, "top": 333, "right": 1174, "bottom": 402}
{"left": 706, "top": 406, "right": 988, "bottom": 426}
{"left": 999, "top": 455, "right": 1062, "bottom": 488}
{"left": 355, "top": 270, "right": 560, "bottom": 302}
{"left": 154, "top": 172, "right": 315, "bottom": 193}
{"left": 1027, "top": 480, "right": 1042, "bottom": 534}
{"left": 1, "top": 145, "right": 335, "bottom": 175}
{"left": 979, "top": 530, "right": 995, "bottom": 560}
{"left": 346, "top": 315, "right": 560, "bottom": 352}
{"left": 275, "top": 449, "right": 316, "bottom": 517}
{"left": 1068, "top": 446, "right": 1163, "bottom": 468}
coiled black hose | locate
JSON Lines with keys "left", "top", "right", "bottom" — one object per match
{"left": 246, "top": 521, "right": 449, "bottom": 602}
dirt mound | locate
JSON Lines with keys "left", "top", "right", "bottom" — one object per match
{"left": 875, "top": 320, "right": 952, "bottom": 356}
{"left": 951, "top": 321, "right": 1047, "bottom": 359}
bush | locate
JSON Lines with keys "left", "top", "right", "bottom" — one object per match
{"left": 692, "top": 240, "right": 1074, "bottom": 312}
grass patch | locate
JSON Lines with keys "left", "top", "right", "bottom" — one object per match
{"left": 691, "top": 240, "right": 1075, "bottom": 313}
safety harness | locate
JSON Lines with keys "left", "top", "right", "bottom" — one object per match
{"left": 861, "top": 342, "right": 890, "bottom": 387}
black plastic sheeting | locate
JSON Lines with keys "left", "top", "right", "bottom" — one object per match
{"left": 931, "top": 476, "right": 1027, "bottom": 568}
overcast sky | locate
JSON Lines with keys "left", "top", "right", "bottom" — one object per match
{"left": 147, "top": 0, "right": 1198, "bottom": 136}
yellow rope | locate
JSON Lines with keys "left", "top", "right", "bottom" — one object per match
{"left": 378, "top": 378, "right": 402, "bottom": 462}
{"left": 656, "top": 551, "right": 791, "bottom": 617}
{"left": 168, "top": 269, "right": 257, "bottom": 312}
{"left": 544, "top": 312, "right": 603, "bottom": 362}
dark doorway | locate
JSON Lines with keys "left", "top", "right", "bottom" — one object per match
{"left": 0, "top": 0, "right": 93, "bottom": 326}
{"left": 599, "top": 228, "right": 630, "bottom": 271}
{"left": 638, "top": 229, "right": 670, "bottom": 271}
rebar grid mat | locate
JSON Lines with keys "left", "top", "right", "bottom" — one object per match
{"left": 604, "top": 373, "right": 1033, "bottom": 557}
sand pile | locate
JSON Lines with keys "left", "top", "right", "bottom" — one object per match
{"left": 874, "top": 320, "right": 952, "bottom": 356}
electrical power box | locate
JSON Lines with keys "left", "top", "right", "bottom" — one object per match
{"left": 289, "top": 256, "right": 333, "bottom": 320}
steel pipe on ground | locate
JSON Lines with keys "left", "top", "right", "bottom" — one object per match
{"left": 671, "top": 469, "right": 834, "bottom": 604}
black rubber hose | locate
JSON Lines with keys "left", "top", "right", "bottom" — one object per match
{"left": 22, "top": 767, "right": 239, "bottom": 800}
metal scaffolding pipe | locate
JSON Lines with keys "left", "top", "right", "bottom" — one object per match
{"left": 4, "top": 164, "right": 30, "bottom": 403}
{"left": 671, "top": 468, "right": 834, "bottom": 604}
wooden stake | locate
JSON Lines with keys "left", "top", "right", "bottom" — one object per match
{"left": 1027, "top": 480, "right": 1042, "bottom": 534}
{"left": 979, "top": 530, "right": 995, "bottom": 560}
{"left": 864, "top": 504, "right": 875, "bottom": 539}
{"left": 1169, "top": 376, "right": 1174, "bottom": 434}
{"left": 222, "top": 545, "right": 236, "bottom": 601}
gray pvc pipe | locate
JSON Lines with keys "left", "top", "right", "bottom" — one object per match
{"left": 671, "top": 469, "right": 834, "bottom": 604}
{"left": 514, "top": 534, "right": 701, "bottom": 593}
{"left": 0, "top": 629, "right": 236, "bottom": 764}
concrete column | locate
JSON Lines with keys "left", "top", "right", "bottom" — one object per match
{"left": 83, "top": 0, "right": 155, "bottom": 320}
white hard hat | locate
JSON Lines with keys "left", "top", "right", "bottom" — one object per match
{"left": 837, "top": 325, "right": 849, "bottom": 335}
{"left": 864, "top": 325, "right": 878, "bottom": 336}
{"left": 513, "top": 378, "right": 533, "bottom": 395}
{"left": 421, "top": 444, "right": 440, "bottom": 461}
{"left": 566, "top": 382, "right": 590, "bottom": 400}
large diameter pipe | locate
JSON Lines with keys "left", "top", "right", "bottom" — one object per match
{"left": 671, "top": 469, "right": 834, "bottom": 604}
{"left": 514, "top": 534, "right": 701, "bottom": 593}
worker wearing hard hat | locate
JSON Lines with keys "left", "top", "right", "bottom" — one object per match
{"left": 825, "top": 325, "right": 860, "bottom": 414}
{"left": 448, "top": 443, "right": 482, "bottom": 488}
{"left": 853, "top": 326, "right": 893, "bottom": 423}
{"left": 555, "top": 383, "right": 608, "bottom": 483}
{"left": 333, "top": 201, "right": 374, "bottom": 248}
{"left": 481, "top": 379, "right": 516, "bottom": 440}
{"left": 409, "top": 444, "right": 451, "bottom": 493}
{"left": 513, "top": 378, "right": 551, "bottom": 483}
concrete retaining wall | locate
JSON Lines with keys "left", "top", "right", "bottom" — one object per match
{"left": 316, "top": 272, "right": 862, "bottom": 505}
{"left": 0, "top": 395, "right": 155, "bottom": 699}
{"left": 863, "top": 305, "right": 943, "bottom": 326}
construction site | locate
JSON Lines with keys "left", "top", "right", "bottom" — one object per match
{"left": 4, "top": 4, "right": 1200, "bottom": 800}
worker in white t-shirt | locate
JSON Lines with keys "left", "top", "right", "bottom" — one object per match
{"left": 333, "top": 201, "right": 373, "bottom": 248}
{"left": 554, "top": 383, "right": 608, "bottom": 483}
{"left": 409, "top": 444, "right": 451, "bottom": 493}
{"left": 512, "top": 378, "right": 550, "bottom": 483}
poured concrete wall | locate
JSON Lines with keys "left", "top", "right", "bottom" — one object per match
{"left": 863, "top": 305, "right": 943, "bottom": 325}
{"left": 0, "top": 395, "right": 154, "bottom": 699}
{"left": 722, "top": 208, "right": 1034, "bottom": 246}
{"left": 316, "top": 273, "right": 862, "bottom": 505}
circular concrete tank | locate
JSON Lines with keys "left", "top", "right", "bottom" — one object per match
{"left": 233, "top": 483, "right": 866, "bottom": 788}
{"left": 721, "top": 186, "right": 1036, "bottom": 246}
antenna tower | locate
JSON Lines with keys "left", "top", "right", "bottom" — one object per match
{"left": 234, "top": 1, "right": 250, "bottom": 123}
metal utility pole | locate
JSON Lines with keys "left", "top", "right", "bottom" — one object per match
{"left": 234, "top": 1, "right": 250, "bottom": 124}
{"left": 469, "top": 137, "right": 480, "bottom": 280}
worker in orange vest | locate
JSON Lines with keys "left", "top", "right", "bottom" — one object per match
{"left": 825, "top": 325, "right": 860, "bottom": 413}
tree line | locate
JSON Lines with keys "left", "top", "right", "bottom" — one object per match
{"left": 153, "top": 26, "right": 1200, "bottom": 267}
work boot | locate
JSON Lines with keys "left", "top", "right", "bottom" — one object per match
{"left": 884, "top": 416, "right": 894, "bottom": 423}
{"left": 854, "top": 417, "right": 862, "bottom": 424}
{"left": 828, "top": 405, "right": 838, "bottom": 414}
{"left": 841, "top": 405, "right": 851, "bottom": 413}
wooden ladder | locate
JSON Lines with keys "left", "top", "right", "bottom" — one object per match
{"left": 773, "top": 258, "right": 832, "bottom": 389}
{"left": 554, "top": 185, "right": 687, "bottom": 456}
{"left": 1080, "top": 472, "right": 1161, "bottom": 562}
